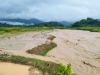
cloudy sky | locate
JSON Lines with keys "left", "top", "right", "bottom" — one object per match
{"left": 0, "top": 0, "right": 100, "bottom": 22}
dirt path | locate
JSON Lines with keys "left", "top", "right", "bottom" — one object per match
{"left": 0, "top": 30, "right": 100, "bottom": 75}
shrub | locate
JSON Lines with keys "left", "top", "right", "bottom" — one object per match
{"left": 56, "top": 63, "right": 77, "bottom": 75}
{"left": 47, "top": 35, "right": 56, "bottom": 41}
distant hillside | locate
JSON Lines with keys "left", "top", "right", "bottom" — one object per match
{"left": 72, "top": 18, "right": 100, "bottom": 27}
{"left": 0, "top": 21, "right": 65, "bottom": 28}
{"left": 0, "top": 22, "right": 12, "bottom": 27}
{"left": 97, "top": 19, "right": 100, "bottom": 21}
{"left": 0, "top": 18, "right": 44, "bottom": 25}
{"left": 0, "top": 22, "right": 25, "bottom": 27}
{"left": 59, "top": 21, "right": 74, "bottom": 26}
{"left": 33, "top": 21, "right": 65, "bottom": 28}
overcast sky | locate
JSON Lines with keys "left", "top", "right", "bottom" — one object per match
{"left": 0, "top": 0, "right": 100, "bottom": 22}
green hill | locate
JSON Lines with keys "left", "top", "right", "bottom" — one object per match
{"left": 72, "top": 18, "right": 100, "bottom": 27}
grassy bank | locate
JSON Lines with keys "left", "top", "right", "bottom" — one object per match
{"left": 0, "top": 27, "right": 53, "bottom": 37}
{"left": 67, "top": 27, "right": 100, "bottom": 32}
{"left": 26, "top": 42, "right": 57, "bottom": 56}
{"left": 0, "top": 54, "right": 77, "bottom": 75}
{"left": 0, "top": 54, "right": 60, "bottom": 75}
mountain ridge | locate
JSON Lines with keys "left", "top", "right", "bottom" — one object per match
{"left": 0, "top": 18, "right": 73, "bottom": 26}
{"left": 0, "top": 18, "right": 43, "bottom": 24}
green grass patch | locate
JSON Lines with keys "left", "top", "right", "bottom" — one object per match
{"left": 26, "top": 42, "right": 57, "bottom": 56}
{"left": 0, "top": 27, "right": 53, "bottom": 37}
{"left": 66, "top": 27, "right": 100, "bottom": 32}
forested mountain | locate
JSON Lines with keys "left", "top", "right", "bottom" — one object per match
{"left": 72, "top": 18, "right": 100, "bottom": 27}
{"left": 0, "top": 18, "right": 73, "bottom": 27}
{"left": 32, "top": 22, "right": 65, "bottom": 28}
{"left": 0, "top": 21, "right": 65, "bottom": 28}
{"left": 0, "top": 18, "right": 43, "bottom": 24}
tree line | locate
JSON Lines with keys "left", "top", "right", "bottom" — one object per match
{"left": 32, "top": 22, "right": 64, "bottom": 28}
{"left": 72, "top": 18, "right": 100, "bottom": 27}
{"left": 0, "top": 22, "right": 65, "bottom": 28}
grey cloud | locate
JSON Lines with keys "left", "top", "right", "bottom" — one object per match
{"left": 0, "top": 0, "right": 100, "bottom": 21}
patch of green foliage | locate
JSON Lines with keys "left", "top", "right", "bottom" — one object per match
{"left": 26, "top": 42, "right": 57, "bottom": 56}
{"left": 57, "top": 63, "right": 77, "bottom": 75}
{"left": 33, "top": 22, "right": 65, "bottom": 28}
{"left": 0, "top": 27, "right": 53, "bottom": 37}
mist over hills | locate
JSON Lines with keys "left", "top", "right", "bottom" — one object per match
{"left": 0, "top": 18, "right": 73, "bottom": 26}
{"left": 0, "top": 18, "right": 43, "bottom": 25}
{"left": 1, "top": 17, "right": 100, "bottom": 27}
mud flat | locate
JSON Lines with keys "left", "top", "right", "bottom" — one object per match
{"left": 47, "top": 30, "right": 100, "bottom": 75}
{"left": 0, "top": 31, "right": 51, "bottom": 55}
{"left": 0, "top": 30, "right": 100, "bottom": 75}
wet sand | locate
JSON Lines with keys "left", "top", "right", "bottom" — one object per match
{"left": 0, "top": 62, "right": 29, "bottom": 75}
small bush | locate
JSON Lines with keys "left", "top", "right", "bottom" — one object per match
{"left": 56, "top": 63, "right": 77, "bottom": 75}
{"left": 47, "top": 35, "right": 56, "bottom": 41}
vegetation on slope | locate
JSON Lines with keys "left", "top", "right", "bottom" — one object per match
{"left": 69, "top": 18, "right": 100, "bottom": 32}
{"left": 0, "top": 21, "right": 65, "bottom": 28}
{"left": 33, "top": 22, "right": 65, "bottom": 28}
{"left": 26, "top": 42, "right": 57, "bottom": 56}
{"left": 72, "top": 18, "right": 100, "bottom": 27}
